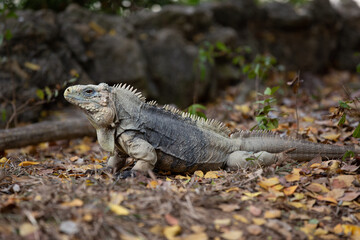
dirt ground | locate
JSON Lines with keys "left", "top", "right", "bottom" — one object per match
{"left": 1, "top": 71, "right": 360, "bottom": 240}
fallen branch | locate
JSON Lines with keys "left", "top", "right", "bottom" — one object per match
{"left": 0, "top": 119, "right": 96, "bottom": 150}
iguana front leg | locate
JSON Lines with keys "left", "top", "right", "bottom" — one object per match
{"left": 107, "top": 149, "right": 127, "bottom": 173}
{"left": 117, "top": 131, "right": 157, "bottom": 174}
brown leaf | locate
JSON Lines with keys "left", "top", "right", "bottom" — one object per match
{"left": 338, "top": 192, "right": 360, "bottom": 201}
{"left": 249, "top": 205, "right": 262, "bottom": 217}
{"left": 221, "top": 230, "right": 243, "bottom": 240}
{"left": 284, "top": 185, "right": 298, "bottom": 196}
{"left": 306, "top": 183, "right": 329, "bottom": 193}
{"left": 165, "top": 214, "right": 179, "bottom": 226}
{"left": 246, "top": 224, "right": 262, "bottom": 235}
{"left": 219, "top": 204, "right": 240, "bottom": 212}
{"left": 264, "top": 210, "right": 282, "bottom": 219}
{"left": 330, "top": 175, "right": 355, "bottom": 188}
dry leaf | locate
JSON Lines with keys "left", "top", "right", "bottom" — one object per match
{"left": 221, "top": 230, "right": 243, "bottom": 240}
{"left": 321, "top": 133, "right": 341, "bottom": 141}
{"left": 306, "top": 183, "right": 329, "bottom": 193}
{"left": 19, "top": 223, "right": 38, "bottom": 237}
{"left": 61, "top": 198, "right": 84, "bottom": 208}
{"left": 252, "top": 218, "right": 266, "bottom": 225}
{"left": 264, "top": 210, "right": 281, "bottom": 219}
{"left": 330, "top": 175, "right": 355, "bottom": 188}
{"left": 204, "top": 171, "right": 219, "bottom": 179}
{"left": 18, "top": 161, "right": 40, "bottom": 167}
{"left": 24, "top": 62, "right": 41, "bottom": 71}
{"left": 108, "top": 203, "right": 130, "bottom": 216}
{"left": 258, "top": 177, "right": 280, "bottom": 189}
{"left": 247, "top": 224, "right": 262, "bottom": 235}
{"left": 165, "top": 214, "right": 179, "bottom": 226}
{"left": 182, "top": 232, "right": 208, "bottom": 240}
{"left": 147, "top": 180, "right": 159, "bottom": 189}
{"left": 243, "top": 192, "right": 262, "bottom": 197}
{"left": 233, "top": 214, "right": 249, "bottom": 224}
{"left": 194, "top": 170, "right": 204, "bottom": 178}
{"left": 219, "top": 204, "right": 239, "bottom": 212}
{"left": 317, "top": 195, "right": 337, "bottom": 204}
{"left": 163, "top": 225, "right": 181, "bottom": 240}
{"left": 248, "top": 205, "right": 262, "bottom": 217}
{"left": 284, "top": 185, "right": 298, "bottom": 195}
{"left": 338, "top": 192, "right": 360, "bottom": 201}
{"left": 214, "top": 218, "right": 231, "bottom": 226}
{"left": 225, "top": 187, "right": 240, "bottom": 193}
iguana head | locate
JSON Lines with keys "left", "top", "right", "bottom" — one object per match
{"left": 64, "top": 83, "right": 115, "bottom": 128}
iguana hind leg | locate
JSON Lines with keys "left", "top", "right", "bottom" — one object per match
{"left": 226, "top": 151, "right": 279, "bottom": 170}
{"left": 118, "top": 131, "right": 157, "bottom": 173}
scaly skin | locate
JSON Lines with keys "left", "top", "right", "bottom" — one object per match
{"left": 64, "top": 83, "right": 359, "bottom": 174}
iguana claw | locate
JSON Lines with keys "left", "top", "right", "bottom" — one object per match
{"left": 116, "top": 170, "right": 137, "bottom": 179}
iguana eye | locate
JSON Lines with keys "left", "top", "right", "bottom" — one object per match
{"left": 84, "top": 88, "right": 95, "bottom": 96}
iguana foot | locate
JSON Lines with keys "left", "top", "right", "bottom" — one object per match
{"left": 85, "top": 166, "right": 113, "bottom": 176}
{"left": 116, "top": 170, "right": 138, "bottom": 179}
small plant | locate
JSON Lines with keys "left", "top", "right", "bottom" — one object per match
{"left": 253, "top": 86, "right": 280, "bottom": 130}
{"left": 336, "top": 99, "right": 360, "bottom": 138}
{"left": 187, "top": 103, "right": 207, "bottom": 119}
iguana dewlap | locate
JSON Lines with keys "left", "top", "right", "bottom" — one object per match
{"left": 64, "top": 83, "right": 359, "bottom": 174}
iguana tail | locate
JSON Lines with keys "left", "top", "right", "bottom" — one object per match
{"left": 231, "top": 130, "right": 359, "bottom": 161}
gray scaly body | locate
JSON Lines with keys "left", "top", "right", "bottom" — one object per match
{"left": 64, "top": 83, "right": 359, "bottom": 174}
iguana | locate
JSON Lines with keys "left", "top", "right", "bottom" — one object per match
{"left": 64, "top": 83, "right": 359, "bottom": 175}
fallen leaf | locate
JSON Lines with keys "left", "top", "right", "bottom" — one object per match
{"left": 321, "top": 133, "right": 341, "bottom": 141}
{"left": 252, "top": 218, "right": 266, "bottom": 225}
{"left": 19, "top": 223, "right": 38, "bottom": 237}
{"left": 225, "top": 187, "right": 240, "bottom": 193}
{"left": 147, "top": 180, "right": 159, "bottom": 189}
{"left": 163, "top": 225, "right": 181, "bottom": 240}
{"left": 175, "top": 175, "right": 191, "bottom": 180}
{"left": 264, "top": 210, "right": 281, "bottom": 219}
{"left": 61, "top": 198, "right": 84, "bottom": 208}
{"left": 248, "top": 205, "right": 262, "bottom": 217}
{"left": 233, "top": 214, "right": 249, "bottom": 224}
{"left": 204, "top": 171, "right": 219, "bottom": 179}
{"left": 221, "top": 230, "right": 243, "bottom": 240}
{"left": 219, "top": 204, "right": 239, "bottom": 212}
{"left": 330, "top": 175, "right": 355, "bottom": 188}
{"left": 317, "top": 195, "right": 337, "bottom": 204}
{"left": 182, "top": 232, "right": 208, "bottom": 240}
{"left": 246, "top": 224, "right": 262, "bottom": 235}
{"left": 0, "top": 157, "right": 8, "bottom": 163}
{"left": 258, "top": 177, "right": 280, "bottom": 189}
{"left": 24, "top": 62, "right": 41, "bottom": 71}
{"left": 108, "top": 203, "right": 130, "bottom": 216}
{"left": 18, "top": 161, "right": 40, "bottom": 167}
{"left": 327, "top": 188, "right": 345, "bottom": 200}
{"left": 306, "top": 183, "right": 329, "bottom": 193}
{"left": 165, "top": 214, "right": 179, "bottom": 226}
{"left": 339, "top": 192, "right": 360, "bottom": 201}
{"left": 287, "top": 202, "right": 307, "bottom": 209}
{"left": 214, "top": 218, "right": 231, "bottom": 227}
{"left": 243, "top": 192, "right": 262, "bottom": 197}
{"left": 284, "top": 185, "right": 298, "bottom": 196}
{"left": 194, "top": 170, "right": 204, "bottom": 178}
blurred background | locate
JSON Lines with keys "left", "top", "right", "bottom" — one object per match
{"left": 1, "top": 0, "right": 360, "bottom": 128}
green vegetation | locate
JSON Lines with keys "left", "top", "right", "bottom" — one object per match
{"left": 254, "top": 86, "right": 279, "bottom": 130}
{"left": 187, "top": 103, "right": 207, "bottom": 119}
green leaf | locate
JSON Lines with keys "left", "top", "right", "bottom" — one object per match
{"left": 188, "top": 104, "right": 207, "bottom": 119}
{"left": 357, "top": 63, "right": 360, "bottom": 73}
{"left": 215, "top": 42, "right": 228, "bottom": 52}
{"left": 270, "top": 86, "right": 280, "bottom": 95}
{"left": 254, "top": 63, "right": 260, "bottom": 76}
{"left": 309, "top": 219, "right": 319, "bottom": 225}
{"left": 0, "top": 34, "right": 3, "bottom": 47}
{"left": 36, "top": 89, "right": 45, "bottom": 100}
{"left": 45, "top": 86, "right": 52, "bottom": 101}
{"left": 1, "top": 109, "right": 6, "bottom": 122}
{"left": 339, "top": 100, "right": 351, "bottom": 109}
{"left": 68, "top": 78, "right": 78, "bottom": 83}
{"left": 4, "top": 29, "right": 12, "bottom": 41}
{"left": 264, "top": 87, "right": 272, "bottom": 95}
{"left": 337, "top": 113, "right": 346, "bottom": 126}
{"left": 353, "top": 124, "right": 360, "bottom": 138}
{"left": 342, "top": 151, "right": 355, "bottom": 161}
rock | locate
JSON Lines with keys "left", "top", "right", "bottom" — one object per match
{"left": 139, "top": 29, "right": 203, "bottom": 106}
{"left": 89, "top": 35, "right": 147, "bottom": 87}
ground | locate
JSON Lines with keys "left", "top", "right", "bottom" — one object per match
{"left": 0, "top": 71, "right": 360, "bottom": 240}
